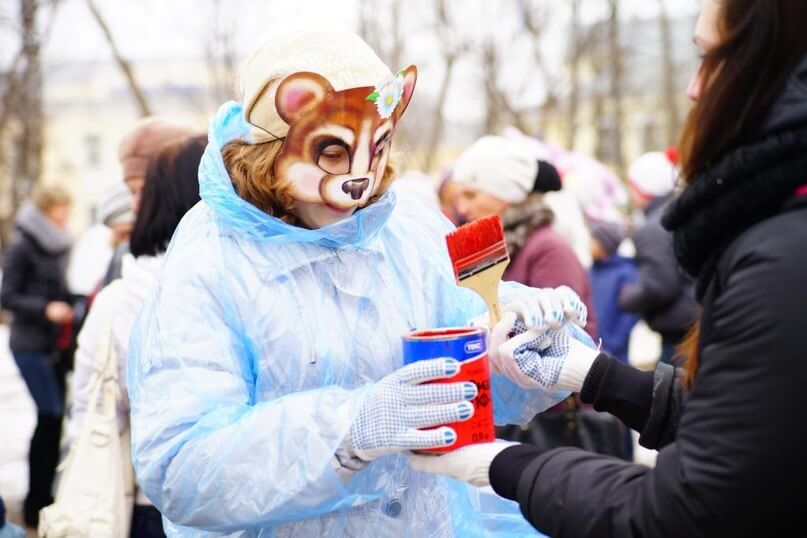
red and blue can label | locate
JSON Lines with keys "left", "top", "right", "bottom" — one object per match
{"left": 402, "top": 327, "right": 495, "bottom": 453}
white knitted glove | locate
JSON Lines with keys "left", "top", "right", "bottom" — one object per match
{"left": 408, "top": 440, "right": 516, "bottom": 487}
{"left": 351, "top": 358, "right": 478, "bottom": 461}
{"left": 470, "top": 285, "right": 588, "bottom": 350}
{"left": 499, "top": 285, "right": 588, "bottom": 330}
{"left": 496, "top": 325, "right": 599, "bottom": 393}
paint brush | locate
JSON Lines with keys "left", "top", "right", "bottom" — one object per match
{"left": 445, "top": 215, "right": 510, "bottom": 327}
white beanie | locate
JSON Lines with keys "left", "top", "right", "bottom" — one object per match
{"left": 97, "top": 182, "right": 134, "bottom": 227}
{"left": 452, "top": 136, "right": 538, "bottom": 204}
{"left": 239, "top": 28, "right": 392, "bottom": 144}
{"left": 627, "top": 152, "right": 678, "bottom": 198}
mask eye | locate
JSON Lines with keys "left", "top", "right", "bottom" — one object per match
{"left": 317, "top": 141, "right": 350, "bottom": 175}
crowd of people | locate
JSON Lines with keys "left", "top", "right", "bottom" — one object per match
{"left": 1, "top": 0, "right": 806, "bottom": 536}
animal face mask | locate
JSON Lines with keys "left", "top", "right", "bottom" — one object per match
{"left": 273, "top": 66, "right": 417, "bottom": 222}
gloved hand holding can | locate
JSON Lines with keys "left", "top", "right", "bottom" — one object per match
{"left": 402, "top": 328, "right": 495, "bottom": 453}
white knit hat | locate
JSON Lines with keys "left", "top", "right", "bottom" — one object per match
{"left": 97, "top": 182, "right": 134, "bottom": 227}
{"left": 239, "top": 28, "right": 392, "bottom": 144}
{"left": 627, "top": 152, "right": 678, "bottom": 198}
{"left": 452, "top": 136, "right": 538, "bottom": 204}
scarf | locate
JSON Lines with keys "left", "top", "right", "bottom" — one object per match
{"left": 663, "top": 127, "right": 807, "bottom": 298}
{"left": 500, "top": 194, "right": 555, "bottom": 258}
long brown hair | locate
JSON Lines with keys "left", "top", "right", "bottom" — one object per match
{"left": 677, "top": 0, "right": 807, "bottom": 385}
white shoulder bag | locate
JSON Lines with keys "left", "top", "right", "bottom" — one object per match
{"left": 39, "top": 281, "right": 134, "bottom": 537}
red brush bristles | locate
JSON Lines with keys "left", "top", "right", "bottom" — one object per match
{"left": 445, "top": 215, "right": 509, "bottom": 279}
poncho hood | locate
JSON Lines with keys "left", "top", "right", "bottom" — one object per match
{"left": 198, "top": 101, "right": 395, "bottom": 248}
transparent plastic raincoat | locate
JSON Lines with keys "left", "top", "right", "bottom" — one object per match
{"left": 127, "top": 102, "right": 567, "bottom": 537}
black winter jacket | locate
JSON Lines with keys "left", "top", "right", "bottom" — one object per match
{"left": 1, "top": 215, "right": 71, "bottom": 354}
{"left": 618, "top": 195, "right": 698, "bottom": 336}
{"left": 490, "top": 55, "right": 807, "bottom": 537}
{"left": 492, "top": 195, "right": 807, "bottom": 538}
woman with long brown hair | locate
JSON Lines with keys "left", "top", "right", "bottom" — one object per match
{"left": 411, "top": 1, "right": 807, "bottom": 535}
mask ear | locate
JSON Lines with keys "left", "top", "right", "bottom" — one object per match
{"left": 392, "top": 65, "right": 418, "bottom": 123}
{"left": 275, "top": 72, "right": 334, "bottom": 125}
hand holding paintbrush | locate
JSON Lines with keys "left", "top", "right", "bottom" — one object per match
{"left": 445, "top": 215, "right": 510, "bottom": 327}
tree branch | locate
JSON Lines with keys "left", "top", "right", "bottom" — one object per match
{"left": 85, "top": 0, "right": 152, "bottom": 116}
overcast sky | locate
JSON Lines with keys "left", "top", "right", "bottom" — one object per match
{"left": 0, "top": 0, "right": 702, "bottom": 129}
{"left": 0, "top": 0, "right": 701, "bottom": 65}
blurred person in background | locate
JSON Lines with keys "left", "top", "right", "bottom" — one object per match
{"left": 98, "top": 181, "right": 136, "bottom": 247}
{"left": 98, "top": 180, "right": 136, "bottom": 282}
{"left": 0, "top": 184, "right": 74, "bottom": 528}
{"left": 412, "top": 0, "right": 807, "bottom": 535}
{"left": 502, "top": 126, "right": 605, "bottom": 268}
{"left": 588, "top": 221, "right": 638, "bottom": 364}
{"left": 65, "top": 182, "right": 132, "bottom": 298}
{"left": 534, "top": 159, "right": 593, "bottom": 269}
{"left": 102, "top": 118, "right": 199, "bottom": 286}
{"left": 68, "top": 136, "right": 205, "bottom": 538}
{"left": 63, "top": 182, "right": 137, "bottom": 371}
{"left": 437, "top": 166, "right": 464, "bottom": 225}
{"left": 619, "top": 150, "right": 698, "bottom": 365}
{"left": 452, "top": 135, "right": 598, "bottom": 340}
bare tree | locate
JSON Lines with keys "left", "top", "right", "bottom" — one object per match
{"left": 567, "top": 0, "right": 582, "bottom": 149}
{"left": 478, "top": 38, "right": 532, "bottom": 136}
{"left": 519, "top": 0, "right": 561, "bottom": 136}
{"left": 657, "top": 0, "right": 680, "bottom": 146}
{"left": 0, "top": 0, "right": 51, "bottom": 244}
{"left": 422, "top": 0, "right": 469, "bottom": 172}
{"left": 606, "top": 0, "right": 625, "bottom": 174}
{"left": 205, "top": 0, "right": 238, "bottom": 107}
{"left": 358, "top": 0, "right": 405, "bottom": 71}
{"left": 85, "top": 0, "right": 152, "bottom": 116}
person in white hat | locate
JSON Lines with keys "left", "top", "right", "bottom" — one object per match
{"left": 451, "top": 135, "right": 599, "bottom": 342}
{"left": 621, "top": 151, "right": 698, "bottom": 365}
{"left": 125, "top": 28, "right": 592, "bottom": 537}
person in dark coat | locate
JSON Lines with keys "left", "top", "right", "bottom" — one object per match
{"left": 588, "top": 221, "right": 638, "bottom": 364}
{"left": 0, "top": 184, "right": 74, "bottom": 528}
{"left": 619, "top": 151, "right": 698, "bottom": 364}
{"left": 452, "top": 135, "right": 598, "bottom": 340}
{"left": 410, "top": 1, "right": 807, "bottom": 536}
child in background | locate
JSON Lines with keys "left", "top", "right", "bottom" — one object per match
{"left": 588, "top": 221, "right": 639, "bottom": 363}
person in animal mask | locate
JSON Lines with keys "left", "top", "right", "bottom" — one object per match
{"left": 126, "top": 28, "right": 593, "bottom": 536}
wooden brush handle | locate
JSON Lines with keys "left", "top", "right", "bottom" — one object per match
{"left": 489, "top": 299, "right": 503, "bottom": 327}
{"left": 458, "top": 260, "right": 509, "bottom": 330}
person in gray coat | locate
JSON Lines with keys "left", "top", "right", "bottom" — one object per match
{"left": 619, "top": 152, "right": 698, "bottom": 364}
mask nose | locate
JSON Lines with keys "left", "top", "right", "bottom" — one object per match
{"left": 341, "top": 178, "right": 370, "bottom": 200}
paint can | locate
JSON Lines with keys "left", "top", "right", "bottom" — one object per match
{"left": 402, "top": 327, "right": 495, "bottom": 453}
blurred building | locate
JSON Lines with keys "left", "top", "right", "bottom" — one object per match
{"left": 4, "top": 57, "right": 217, "bottom": 234}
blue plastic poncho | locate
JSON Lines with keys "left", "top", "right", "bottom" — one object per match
{"left": 127, "top": 102, "right": 566, "bottom": 537}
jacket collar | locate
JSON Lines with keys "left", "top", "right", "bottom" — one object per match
{"left": 663, "top": 128, "right": 807, "bottom": 298}
{"left": 198, "top": 101, "right": 395, "bottom": 248}
{"left": 758, "top": 54, "right": 807, "bottom": 138}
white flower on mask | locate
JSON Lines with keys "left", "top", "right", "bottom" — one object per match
{"left": 366, "top": 70, "right": 405, "bottom": 119}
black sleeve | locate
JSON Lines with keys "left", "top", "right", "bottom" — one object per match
{"left": 618, "top": 224, "right": 681, "bottom": 315}
{"left": 580, "top": 353, "right": 683, "bottom": 450}
{"left": 0, "top": 240, "right": 48, "bottom": 321}
{"left": 488, "top": 244, "right": 807, "bottom": 537}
